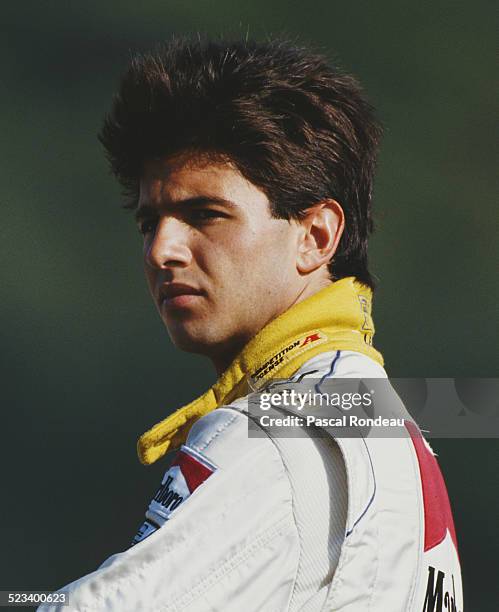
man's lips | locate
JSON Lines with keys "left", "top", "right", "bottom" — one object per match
{"left": 158, "top": 283, "right": 204, "bottom": 308}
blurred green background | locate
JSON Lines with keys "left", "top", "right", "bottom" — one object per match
{"left": 1, "top": 1, "right": 497, "bottom": 609}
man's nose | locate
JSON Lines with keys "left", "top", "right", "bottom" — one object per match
{"left": 144, "top": 217, "right": 192, "bottom": 269}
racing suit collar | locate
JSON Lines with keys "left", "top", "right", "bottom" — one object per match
{"left": 138, "top": 277, "right": 383, "bottom": 465}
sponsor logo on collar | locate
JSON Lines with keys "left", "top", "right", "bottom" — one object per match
{"left": 252, "top": 332, "right": 327, "bottom": 381}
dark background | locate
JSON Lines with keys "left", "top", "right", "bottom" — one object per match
{"left": 1, "top": 1, "right": 497, "bottom": 610}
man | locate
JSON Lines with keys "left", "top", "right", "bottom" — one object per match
{"left": 41, "top": 39, "right": 462, "bottom": 611}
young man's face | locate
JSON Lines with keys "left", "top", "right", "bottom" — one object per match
{"left": 137, "top": 154, "right": 308, "bottom": 372}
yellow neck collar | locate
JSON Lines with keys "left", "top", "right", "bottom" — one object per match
{"left": 138, "top": 277, "right": 383, "bottom": 465}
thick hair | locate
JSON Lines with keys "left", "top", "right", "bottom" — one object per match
{"left": 99, "top": 38, "right": 382, "bottom": 288}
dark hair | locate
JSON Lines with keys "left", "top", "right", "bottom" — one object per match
{"left": 99, "top": 38, "right": 382, "bottom": 288}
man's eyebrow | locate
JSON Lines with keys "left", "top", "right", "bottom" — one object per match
{"left": 134, "top": 196, "right": 237, "bottom": 222}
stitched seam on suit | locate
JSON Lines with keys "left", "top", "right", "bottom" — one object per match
{"left": 227, "top": 405, "right": 301, "bottom": 611}
{"left": 269, "top": 438, "right": 304, "bottom": 611}
{"left": 190, "top": 411, "right": 240, "bottom": 453}
{"left": 320, "top": 439, "right": 355, "bottom": 607}
{"left": 237, "top": 408, "right": 303, "bottom": 611}
{"left": 159, "top": 515, "right": 292, "bottom": 612}
{"left": 366, "top": 510, "right": 379, "bottom": 611}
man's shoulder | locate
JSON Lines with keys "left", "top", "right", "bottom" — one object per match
{"left": 186, "top": 405, "right": 264, "bottom": 466}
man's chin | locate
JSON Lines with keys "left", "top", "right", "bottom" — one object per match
{"left": 166, "top": 325, "right": 217, "bottom": 356}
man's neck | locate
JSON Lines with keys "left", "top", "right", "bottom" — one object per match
{"left": 210, "top": 277, "right": 334, "bottom": 376}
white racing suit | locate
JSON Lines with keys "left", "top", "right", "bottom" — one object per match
{"left": 39, "top": 351, "right": 463, "bottom": 611}
{"left": 39, "top": 279, "right": 462, "bottom": 611}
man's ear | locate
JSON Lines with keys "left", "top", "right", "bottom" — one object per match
{"left": 296, "top": 200, "right": 345, "bottom": 274}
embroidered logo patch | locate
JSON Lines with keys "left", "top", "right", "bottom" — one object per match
{"left": 131, "top": 445, "right": 217, "bottom": 546}
{"left": 251, "top": 331, "right": 327, "bottom": 381}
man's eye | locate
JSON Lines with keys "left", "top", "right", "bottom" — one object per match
{"left": 190, "top": 209, "right": 225, "bottom": 222}
{"left": 138, "top": 219, "right": 156, "bottom": 235}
